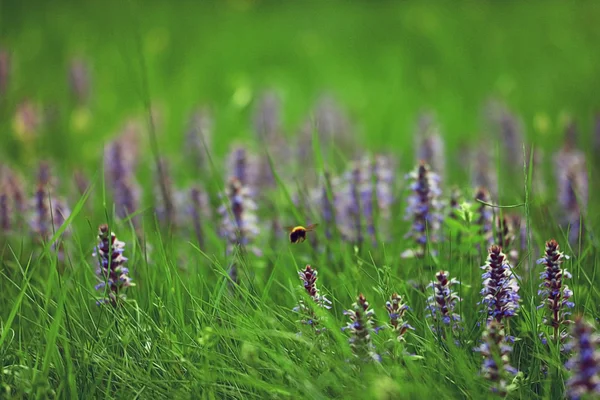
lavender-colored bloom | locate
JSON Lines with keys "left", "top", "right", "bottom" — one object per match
{"left": 4, "top": 168, "right": 26, "bottom": 229}
{"left": 253, "top": 90, "right": 281, "bottom": 139}
{"left": 0, "top": 189, "right": 9, "bottom": 230}
{"left": 426, "top": 270, "right": 462, "bottom": 334}
{"left": 343, "top": 293, "right": 381, "bottom": 362}
{"left": 93, "top": 224, "right": 134, "bottom": 307}
{"left": 554, "top": 141, "right": 588, "bottom": 246}
{"left": 485, "top": 100, "right": 525, "bottom": 169}
{"left": 226, "top": 144, "right": 262, "bottom": 194}
{"left": 373, "top": 154, "right": 395, "bottom": 242}
{"left": 68, "top": 57, "right": 91, "bottom": 105}
{"left": 347, "top": 164, "right": 364, "bottom": 245}
{"left": 314, "top": 95, "right": 353, "bottom": 145}
{"left": 474, "top": 320, "right": 518, "bottom": 395}
{"left": 474, "top": 187, "right": 494, "bottom": 248}
{"left": 218, "top": 177, "right": 260, "bottom": 256}
{"left": 386, "top": 293, "right": 414, "bottom": 342}
{"left": 401, "top": 161, "right": 443, "bottom": 258}
{"left": 480, "top": 245, "right": 520, "bottom": 324}
{"left": 332, "top": 154, "right": 396, "bottom": 246}
{"left": 495, "top": 214, "right": 522, "bottom": 266}
{"left": 293, "top": 265, "right": 332, "bottom": 334}
{"left": 565, "top": 316, "right": 600, "bottom": 400}
{"left": 470, "top": 142, "right": 498, "bottom": 200}
{"left": 28, "top": 162, "right": 70, "bottom": 244}
{"left": 415, "top": 112, "right": 446, "bottom": 179}
{"left": 537, "top": 239, "right": 574, "bottom": 344}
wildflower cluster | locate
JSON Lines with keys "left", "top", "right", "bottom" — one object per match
{"left": 293, "top": 265, "right": 332, "bottom": 334}
{"left": 426, "top": 270, "right": 462, "bottom": 335}
{"left": 480, "top": 245, "right": 520, "bottom": 325}
{"left": 93, "top": 224, "right": 134, "bottom": 307}
{"left": 218, "top": 177, "right": 260, "bottom": 253}
{"left": 554, "top": 134, "right": 588, "bottom": 246}
{"left": 343, "top": 293, "right": 381, "bottom": 362}
{"left": 475, "top": 320, "right": 518, "bottom": 396}
{"left": 402, "top": 161, "right": 443, "bottom": 258}
{"left": 565, "top": 316, "right": 600, "bottom": 400}
{"left": 537, "top": 239, "right": 574, "bottom": 344}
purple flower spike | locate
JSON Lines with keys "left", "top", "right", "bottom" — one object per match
{"left": 480, "top": 245, "right": 520, "bottom": 325}
{"left": 93, "top": 224, "right": 134, "bottom": 307}
{"left": 344, "top": 293, "right": 380, "bottom": 362}
{"left": 565, "top": 316, "right": 600, "bottom": 400}
{"left": 426, "top": 270, "right": 462, "bottom": 336}
{"left": 401, "top": 161, "right": 443, "bottom": 258}
{"left": 538, "top": 239, "right": 574, "bottom": 346}
{"left": 294, "top": 265, "right": 332, "bottom": 334}
{"left": 385, "top": 293, "right": 413, "bottom": 342}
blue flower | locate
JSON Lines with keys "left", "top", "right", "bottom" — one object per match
{"left": 565, "top": 316, "right": 600, "bottom": 400}
{"left": 93, "top": 224, "right": 134, "bottom": 307}
{"left": 480, "top": 245, "right": 520, "bottom": 324}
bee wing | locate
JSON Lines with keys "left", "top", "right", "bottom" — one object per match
{"left": 283, "top": 225, "right": 297, "bottom": 232}
{"left": 305, "top": 223, "right": 319, "bottom": 231}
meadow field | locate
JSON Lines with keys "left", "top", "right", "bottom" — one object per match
{"left": 1, "top": 1, "right": 600, "bottom": 399}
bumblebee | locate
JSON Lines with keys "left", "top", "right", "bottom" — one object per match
{"left": 285, "top": 223, "right": 319, "bottom": 244}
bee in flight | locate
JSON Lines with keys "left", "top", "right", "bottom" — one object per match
{"left": 285, "top": 223, "right": 319, "bottom": 244}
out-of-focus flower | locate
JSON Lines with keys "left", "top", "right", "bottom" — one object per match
{"left": 28, "top": 162, "right": 70, "bottom": 242}
{"left": 470, "top": 142, "right": 498, "bottom": 200}
{"left": 565, "top": 316, "right": 600, "bottom": 400}
{"left": 68, "top": 57, "right": 91, "bottom": 105}
{"left": 485, "top": 100, "right": 525, "bottom": 170}
{"left": 401, "top": 161, "right": 443, "bottom": 258}
{"left": 554, "top": 128, "right": 588, "bottom": 246}
{"left": 494, "top": 214, "right": 522, "bottom": 265}
{"left": 415, "top": 111, "right": 445, "bottom": 180}
{"left": 93, "top": 224, "right": 134, "bottom": 307}
{"left": 218, "top": 177, "right": 259, "bottom": 252}
{"left": 474, "top": 320, "right": 518, "bottom": 395}
{"left": 104, "top": 125, "right": 141, "bottom": 229}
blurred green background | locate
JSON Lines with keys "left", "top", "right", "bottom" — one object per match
{"left": 1, "top": 0, "right": 599, "bottom": 171}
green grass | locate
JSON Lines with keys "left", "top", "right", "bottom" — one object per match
{"left": 1, "top": 1, "right": 600, "bottom": 399}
